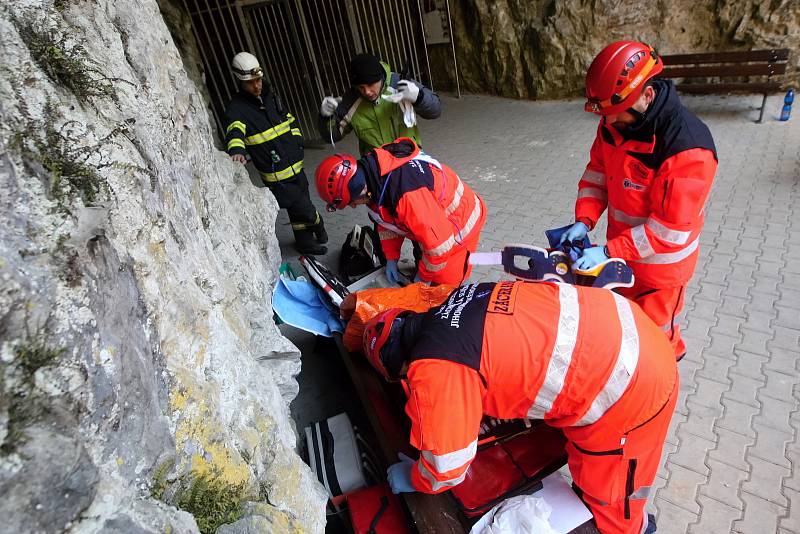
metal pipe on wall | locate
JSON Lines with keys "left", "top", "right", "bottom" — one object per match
{"left": 444, "top": 0, "right": 460, "bottom": 97}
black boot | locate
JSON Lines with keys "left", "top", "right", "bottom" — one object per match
{"left": 644, "top": 513, "right": 657, "bottom": 534}
{"left": 314, "top": 226, "right": 328, "bottom": 244}
{"left": 295, "top": 230, "right": 327, "bottom": 255}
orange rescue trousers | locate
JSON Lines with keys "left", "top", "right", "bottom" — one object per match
{"left": 618, "top": 283, "right": 686, "bottom": 361}
{"left": 565, "top": 376, "right": 678, "bottom": 534}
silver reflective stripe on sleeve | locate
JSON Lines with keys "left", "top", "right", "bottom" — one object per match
{"left": 421, "top": 440, "right": 477, "bottom": 472}
{"left": 445, "top": 180, "right": 465, "bottom": 216}
{"left": 527, "top": 284, "right": 580, "bottom": 419}
{"left": 421, "top": 257, "right": 446, "bottom": 272}
{"left": 379, "top": 230, "right": 402, "bottom": 241}
{"left": 425, "top": 196, "right": 482, "bottom": 258}
{"left": 417, "top": 461, "right": 468, "bottom": 491}
{"left": 580, "top": 169, "right": 606, "bottom": 186}
{"left": 367, "top": 209, "right": 408, "bottom": 236}
{"left": 646, "top": 218, "right": 692, "bottom": 245}
{"left": 609, "top": 206, "right": 648, "bottom": 227}
{"left": 577, "top": 187, "right": 608, "bottom": 201}
{"left": 631, "top": 225, "right": 655, "bottom": 258}
{"left": 635, "top": 238, "right": 699, "bottom": 265}
{"left": 576, "top": 293, "right": 639, "bottom": 426}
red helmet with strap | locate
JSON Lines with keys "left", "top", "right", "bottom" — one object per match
{"left": 315, "top": 154, "right": 358, "bottom": 212}
{"left": 585, "top": 41, "right": 663, "bottom": 116}
{"left": 362, "top": 308, "right": 408, "bottom": 381}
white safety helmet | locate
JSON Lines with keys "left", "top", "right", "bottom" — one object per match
{"left": 231, "top": 52, "right": 263, "bottom": 81}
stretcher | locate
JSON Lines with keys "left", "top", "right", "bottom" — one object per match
{"left": 296, "top": 257, "right": 599, "bottom": 533}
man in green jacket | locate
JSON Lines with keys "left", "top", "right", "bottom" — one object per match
{"left": 318, "top": 53, "right": 441, "bottom": 156}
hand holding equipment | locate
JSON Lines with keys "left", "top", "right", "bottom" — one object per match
{"left": 573, "top": 245, "right": 609, "bottom": 272}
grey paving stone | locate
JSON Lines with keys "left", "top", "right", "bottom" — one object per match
{"left": 723, "top": 372, "right": 765, "bottom": 408}
{"left": 762, "top": 369, "right": 797, "bottom": 401}
{"left": 748, "top": 422, "right": 793, "bottom": 469}
{"left": 764, "top": 347, "right": 800, "bottom": 376}
{"left": 670, "top": 430, "right": 715, "bottom": 475}
{"left": 736, "top": 327, "right": 773, "bottom": 356}
{"left": 706, "top": 332, "right": 743, "bottom": 359}
{"left": 754, "top": 396, "right": 796, "bottom": 434}
{"left": 692, "top": 376, "right": 729, "bottom": 409}
{"left": 741, "top": 456, "right": 790, "bottom": 506}
{"left": 659, "top": 463, "right": 706, "bottom": 514}
{"left": 732, "top": 492, "right": 785, "bottom": 534}
{"left": 697, "top": 353, "right": 735, "bottom": 384}
{"left": 654, "top": 498, "right": 700, "bottom": 534}
{"left": 683, "top": 400, "right": 723, "bottom": 442}
{"left": 717, "top": 398, "right": 760, "bottom": 438}
{"left": 770, "top": 326, "right": 800, "bottom": 351}
{"left": 689, "top": 495, "right": 741, "bottom": 534}
{"left": 707, "top": 427, "right": 754, "bottom": 472}
{"left": 781, "top": 487, "right": 800, "bottom": 533}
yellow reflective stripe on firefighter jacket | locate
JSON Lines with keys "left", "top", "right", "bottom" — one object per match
{"left": 223, "top": 89, "right": 304, "bottom": 182}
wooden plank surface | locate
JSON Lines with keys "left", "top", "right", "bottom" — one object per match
{"left": 674, "top": 82, "right": 782, "bottom": 94}
{"left": 661, "top": 49, "right": 790, "bottom": 65}
{"left": 661, "top": 63, "right": 787, "bottom": 78}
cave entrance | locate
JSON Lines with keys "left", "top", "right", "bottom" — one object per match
{"left": 180, "top": 0, "right": 433, "bottom": 143}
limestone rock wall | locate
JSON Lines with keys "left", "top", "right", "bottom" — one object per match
{"left": 0, "top": 1, "right": 325, "bottom": 532}
{"left": 439, "top": 0, "right": 800, "bottom": 98}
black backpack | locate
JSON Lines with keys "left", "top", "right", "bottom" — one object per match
{"left": 339, "top": 225, "right": 385, "bottom": 284}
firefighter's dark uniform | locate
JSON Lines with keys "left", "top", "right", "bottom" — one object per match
{"left": 224, "top": 88, "right": 325, "bottom": 251}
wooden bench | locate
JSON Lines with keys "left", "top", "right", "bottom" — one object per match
{"left": 660, "top": 49, "right": 790, "bottom": 123}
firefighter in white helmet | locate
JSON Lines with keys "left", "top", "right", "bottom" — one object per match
{"left": 224, "top": 52, "right": 327, "bottom": 255}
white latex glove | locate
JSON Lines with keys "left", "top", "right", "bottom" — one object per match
{"left": 397, "top": 80, "right": 420, "bottom": 104}
{"left": 320, "top": 96, "right": 341, "bottom": 117}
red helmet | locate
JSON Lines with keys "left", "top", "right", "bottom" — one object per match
{"left": 315, "top": 154, "right": 358, "bottom": 212}
{"left": 362, "top": 308, "right": 407, "bottom": 381}
{"left": 585, "top": 41, "right": 663, "bottom": 116}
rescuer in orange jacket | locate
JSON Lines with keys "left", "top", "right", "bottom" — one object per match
{"left": 362, "top": 281, "right": 678, "bottom": 534}
{"left": 315, "top": 138, "right": 486, "bottom": 285}
{"left": 559, "top": 41, "right": 717, "bottom": 361}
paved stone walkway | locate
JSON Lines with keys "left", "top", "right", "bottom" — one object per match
{"left": 279, "top": 92, "right": 800, "bottom": 533}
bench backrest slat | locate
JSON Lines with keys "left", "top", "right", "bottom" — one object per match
{"left": 661, "top": 49, "right": 790, "bottom": 65}
{"left": 662, "top": 63, "right": 788, "bottom": 79}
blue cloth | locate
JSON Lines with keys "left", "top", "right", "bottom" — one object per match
{"left": 387, "top": 453, "right": 416, "bottom": 494}
{"left": 272, "top": 279, "right": 344, "bottom": 337}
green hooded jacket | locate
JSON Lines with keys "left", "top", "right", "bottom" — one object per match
{"left": 318, "top": 62, "right": 441, "bottom": 155}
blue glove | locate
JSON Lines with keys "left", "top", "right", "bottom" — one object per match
{"left": 387, "top": 453, "right": 416, "bottom": 494}
{"left": 573, "top": 245, "right": 609, "bottom": 271}
{"left": 385, "top": 260, "right": 400, "bottom": 284}
{"left": 558, "top": 221, "right": 589, "bottom": 246}
{"left": 413, "top": 272, "right": 428, "bottom": 284}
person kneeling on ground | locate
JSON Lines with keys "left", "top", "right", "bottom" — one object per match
{"left": 315, "top": 137, "right": 486, "bottom": 286}
{"left": 362, "top": 280, "right": 676, "bottom": 534}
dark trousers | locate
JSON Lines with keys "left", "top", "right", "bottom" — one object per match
{"left": 268, "top": 170, "right": 324, "bottom": 243}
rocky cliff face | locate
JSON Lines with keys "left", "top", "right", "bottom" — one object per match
{"left": 0, "top": 1, "right": 325, "bottom": 532}
{"left": 441, "top": 0, "right": 800, "bottom": 98}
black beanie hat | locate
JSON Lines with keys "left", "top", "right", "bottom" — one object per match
{"left": 349, "top": 54, "right": 384, "bottom": 86}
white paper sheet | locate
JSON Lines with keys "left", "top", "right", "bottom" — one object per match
{"left": 537, "top": 471, "right": 593, "bottom": 533}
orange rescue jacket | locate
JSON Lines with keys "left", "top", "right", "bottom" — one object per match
{"left": 575, "top": 80, "right": 717, "bottom": 288}
{"left": 364, "top": 138, "right": 486, "bottom": 282}
{"left": 396, "top": 281, "right": 676, "bottom": 493}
